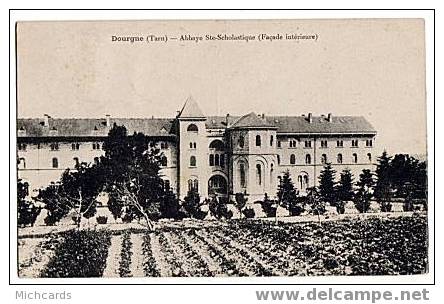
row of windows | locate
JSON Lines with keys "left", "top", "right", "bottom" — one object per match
{"left": 282, "top": 153, "right": 372, "bottom": 165}
{"left": 209, "top": 154, "right": 225, "bottom": 167}
{"left": 18, "top": 155, "right": 167, "bottom": 170}
{"left": 277, "top": 139, "right": 372, "bottom": 148}
{"left": 238, "top": 163, "right": 275, "bottom": 188}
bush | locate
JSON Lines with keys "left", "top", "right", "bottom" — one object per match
{"left": 380, "top": 202, "right": 393, "bottom": 212}
{"left": 260, "top": 194, "right": 276, "bottom": 217}
{"left": 96, "top": 216, "right": 108, "bottom": 224}
{"left": 336, "top": 202, "right": 346, "bottom": 214}
{"left": 208, "top": 197, "right": 232, "bottom": 220}
{"left": 242, "top": 208, "right": 255, "bottom": 219}
{"left": 41, "top": 229, "right": 111, "bottom": 277}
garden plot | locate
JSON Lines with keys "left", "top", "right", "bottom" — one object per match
{"left": 17, "top": 215, "right": 428, "bottom": 278}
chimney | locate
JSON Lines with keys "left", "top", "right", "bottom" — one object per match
{"left": 261, "top": 113, "right": 265, "bottom": 119}
{"left": 225, "top": 114, "right": 230, "bottom": 127}
{"left": 327, "top": 113, "right": 333, "bottom": 122}
{"left": 43, "top": 114, "right": 50, "bottom": 127}
{"left": 105, "top": 114, "right": 111, "bottom": 127}
{"left": 308, "top": 113, "right": 312, "bottom": 123}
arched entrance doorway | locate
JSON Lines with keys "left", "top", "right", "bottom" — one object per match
{"left": 208, "top": 174, "right": 228, "bottom": 197}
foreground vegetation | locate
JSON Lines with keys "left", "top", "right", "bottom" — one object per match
{"left": 18, "top": 215, "right": 428, "bottom": 278}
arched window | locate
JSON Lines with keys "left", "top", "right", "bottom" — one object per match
{"left": 270, "top": 164, "right": 274, "bottom": 184}
{"left": 305, "top": 154, "right": 311, "bottom": 165}
{"left": 337, "top": 153, "right": 343, "bottom": 164}
{"left": 187, "top": 124, "right": 198, "bottom": 132}
{"left": 353, "top": 153, "right": 358, "bottom": 164}
{"left": 161, "top": 156, "right": 167, "bottom": 167}
{"left": 220, "top": 154, "right": 225, "bottom": 168}
{"left": 52, "top": 157, "right": 58, "bottom": 168}
{"left": 277, "top": 155, "right": 280, "bottom": 165}
{"left": 209, "top": 140, "right": 224, "bottom": 151}
{"left": 239, "top": 163, "right": 246, "bottom": 188}
{"left": 321, "top": 154, "right": 327, "bottom": 164}
{"left": 256, "top": 164, "right": 262, "bottom": 185}
{"left": 290, "top": 154, "right": 296, "bottom": 165}
{"left": 270, "top": 135, "right": 274, "bottom": 146}
{"left": 209, "top": 154, "right": 214, "bottom": 166}
{"left": 238, "top": 135, "right": 245, "bottom": 148}
{"left": 73, "top": 157, "right": 79, "bottom": 167}
{"left": 367, "top": 153, "right": 372, "bottom": 162}
{"left": 256, "top": 135, "right": 261, "bottom": 147}
{"left": 215, "top": 154, "right": 220, "bottom": 166}
{"left": 190, "top": 156, "right": 196, "bottom": 167}
{"left": 188, "top": 179, "right": 199, "bottom": 192}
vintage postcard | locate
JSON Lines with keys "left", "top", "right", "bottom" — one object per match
{"left": 15, "top": 19, "right": 428, "bottom": 280}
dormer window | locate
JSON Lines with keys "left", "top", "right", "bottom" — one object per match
{"left": 18, "top": 127, "right": 26, "bottom": 136}
{"left": 49, "top": 127, "right": 58, "bottom": 136}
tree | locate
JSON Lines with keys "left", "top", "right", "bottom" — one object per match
{"left": 100, "top": 125, "right": 172, "bottom": 230}
{"left": 318, "top": 163, "right": 337, "bottom": 206}
{"left": 354, "top": 169, "right": 374, "bottom": 213}
{"left": 17, "top": 179, "right": 41, "bottom": 227}
{"left": 38, "top": 162, "right": 101, "bottom": 228}
{"left": 183, "top": 190, "right": 207, "bottom": 220}
{"left": 374, "top": 151, "right": 394, "bottom": 212}
{"left": 234, "top": 192, "right": 248, "bottom": 218}
{"left": 260, "top": 193, "right": 277, "bottom": 217}
{"left": 208, "top": 196, "right": 233, "bottom": 220}
{"left": 335, "top": 169, "right": 354, "bottom": 214}
{"left": 304, "top": 187, "right": 325, "bottom": 225}
{"left": 277, "top": 171, "right": 303, "bottom": 217}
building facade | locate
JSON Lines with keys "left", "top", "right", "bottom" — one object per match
{"left": 17, "top": 98, "right": 377, "bottom": 202}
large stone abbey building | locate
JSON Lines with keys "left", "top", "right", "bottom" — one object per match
{"left": 17, "top": 98, "right": 377, "bottom": 201}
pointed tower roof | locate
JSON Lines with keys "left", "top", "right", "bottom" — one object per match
{"left": 230, "top": 112, "right": 277, "bottom": 129}
{"left": 177, "top": 96, "right": 206, "bottom": 120}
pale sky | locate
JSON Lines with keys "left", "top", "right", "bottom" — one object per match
{"left": 17, "top": 19, "right": 427, "bottom": 155}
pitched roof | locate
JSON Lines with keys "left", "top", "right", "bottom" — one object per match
{"left": 230, "top": 112, "right": 277, "bottom": 129}
{"left": 205, "top": 115, "right": 376, "bottom": 134}
{"left": 268, "top": 115, "right": 376, "bottom": 134}
{"left": 17, "top": 118, "right": 175, "bottom": 138}
{"left": 177, "top": 96, "right": 205, "bottom": 119}
{"left": 17, "top": 114, "right": 376, "bottom": 138}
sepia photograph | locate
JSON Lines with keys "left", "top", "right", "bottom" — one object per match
{"left": 15, "top": 18, "right": 429, "bottom": 280}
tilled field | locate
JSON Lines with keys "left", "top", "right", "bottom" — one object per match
{"left": 17, "top": 215, "right": 428, "bottom": 278}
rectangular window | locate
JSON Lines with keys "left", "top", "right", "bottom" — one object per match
{"left": 277, "top": 141, "right": 281, "bottom": 148}
{"left": 352, "top": 140, "right": 359, "bottom": 147}
{"left": 304, "top": 140, "right": 312, "bottom": 148}
{"left": 366, "top": 139, "right": 373, "bottom": 147}
{"left": 337, "top": 140, "right": 344, "bottom": 147}
{"left": 320, "top": 140, "right": 328, "bottom": 148}
{"left": 18, "top": 143, "right": 27, "bottom": 151}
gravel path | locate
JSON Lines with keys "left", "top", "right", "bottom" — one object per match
{"left": 102, "top": 235, "right": 123, "bottom": 277}
{"left": 129, "top": 233, "right": 145, "bottom": 277}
